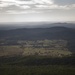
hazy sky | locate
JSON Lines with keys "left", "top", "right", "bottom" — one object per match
{"left": 0, "top": 0, "right": 75, "bottom": 22}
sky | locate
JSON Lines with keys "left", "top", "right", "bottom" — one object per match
{"left": 0, "top": 0, "right": 75, "bottom": 23}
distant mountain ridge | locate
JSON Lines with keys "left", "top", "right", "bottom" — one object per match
{"left": 0, "top": 26, "right": 74, "bottom": 40}
{"left": 0, "top": 22, "right": 75, "bottom": 30}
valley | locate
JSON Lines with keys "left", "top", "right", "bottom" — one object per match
{"left": 0, "top": 26, "right": 75, "bottom": 75}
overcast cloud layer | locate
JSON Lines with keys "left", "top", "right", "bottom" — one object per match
{"left": 0, "top": 0, "right": 75, "bottom": 22}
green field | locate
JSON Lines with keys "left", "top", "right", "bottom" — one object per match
{"left": 0, "top": 55, "right": 75, "bottom": 75}
{"left": 0, "top": 65, "right": 75, "bottom": 75}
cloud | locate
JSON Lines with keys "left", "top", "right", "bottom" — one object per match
{"left": 6, "top": 10, "right": 41, "bottom": 14}
{"left": 33, "top": 0, "right": 53, "bottom": 4}
{"left": 54, "top": 0, "right": 75, "bottom": 5}
{"left": 69, "top": 4, "right": 75, "bottom": 9}
{"left": 0, "top": 0, "right": 17, "bottom": 7}
{"left": 0, "top": 0, "right": 75, "bottom": 14}
{"left": 35, "top": 4, "right": 70, "bottom": 10}
{"left": 19, "top": 5, "right": 30, "bottom": 9}
{"left": 0, "top": 0, "right": 53, "bottom": 6}
{"left": 0, "top": 0, "right": 53, "bottom": 10}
